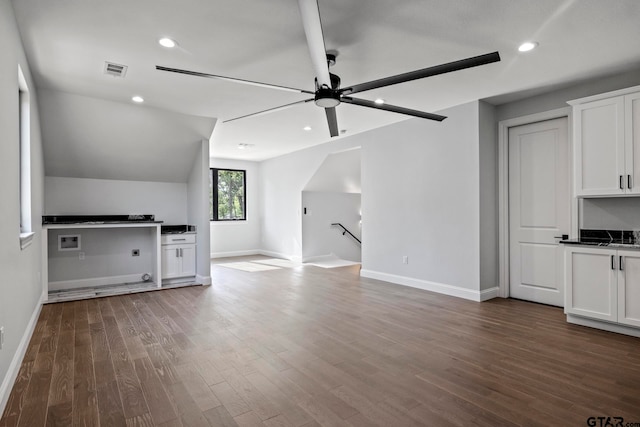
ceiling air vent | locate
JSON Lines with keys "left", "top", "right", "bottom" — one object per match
{"left": 104, "top": 61, "right": 128, "bottom": 77}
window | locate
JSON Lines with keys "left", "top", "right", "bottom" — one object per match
{"left": 18, "top": 66, "right": 33, "bottom": 249}
{"left": 210, "top": 168, "right": 246, "bottom": 221}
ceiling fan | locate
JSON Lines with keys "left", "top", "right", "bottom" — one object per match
{"left": 157, "top": 0, "right": 501, "bottom": 137}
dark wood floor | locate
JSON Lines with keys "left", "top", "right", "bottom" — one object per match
{"left": 2, "top": 256, "right": 640, "bottom": 426}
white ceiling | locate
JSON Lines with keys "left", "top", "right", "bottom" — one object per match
{"left": 11, "top": 0, "right": 640, "bottom": 162}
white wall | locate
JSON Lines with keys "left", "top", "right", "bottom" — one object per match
{"left": 45, "top": 176, "right": 188, "bottom": 224}
{"left": 581, "top": 198, "right": 640, "bottom": 230}
{"left": 47, "top": 227, "right": 155, "bottom": 288}
{"left": 302, "top": 192, "right": 362, "bottom": 262}
{"left": 259, "top": 138, "right": 362, "bottom": 260}
{"left": 361, "top": 102, "right": 482, "bottom": 291}
{"left": 478, "top": 101, "right": 498, "bottom": 291}
{"left": 188, "top": 140, "right": 212, "bottom": 283}
{"left": 495, "top": 68, "right": 640, "bottom": 122}
{"left": 209, "top": 158, "right": 261, "bottom": 258}
{"left": 303, "top": 148, "right": 361, "bottom": 193}
{"left": 0, "top": 0, "right": 45, "bottom": 414}
{"left": 259, "top": 102, "right": 493, "bottom": 299}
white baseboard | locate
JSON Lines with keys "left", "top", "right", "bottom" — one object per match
{"left": 479, "top": 286, "right": 500, "bottom": 301}
{"left": 210, "top": 249, "right": 261, "bottom": 259}
{"left": 301, "top": 253, "right": 334, "bottom": 263}
{"left": 257, "top": 250, "right": 302, "bottom": 263}
{"left": 567, "top": 314, "right": 640, "bottom": 338}
{"left": 209, "top": 249, "right": 302, "bottom": 263}
{"left": 0, "top": 298, "right": 43, "bottom": 418}
{"left": 360, "top": 269, "right": 496, "bottom": 302}
{"left": 48, "top": 273, "right": 145, "bottom": 291}
{"left": 196, "top": 274, "right": 212, "bottom": 286}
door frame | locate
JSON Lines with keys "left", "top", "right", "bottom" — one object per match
{"left": 497, "top": 107, "right": 577, "bottom": 299}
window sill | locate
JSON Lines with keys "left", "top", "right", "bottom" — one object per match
{"left": 20, "top": 232, "right": 35, "bottom": 250}
{"left": 210, "top": 220, "right": 249, "bottom": 226}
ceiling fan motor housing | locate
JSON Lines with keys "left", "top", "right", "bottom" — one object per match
{"left": 315, "top": 87, "right": 340, "bottom": 107}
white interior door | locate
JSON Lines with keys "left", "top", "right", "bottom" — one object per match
{"left": 509, "top": 117, "right": 569, "bottom": 307}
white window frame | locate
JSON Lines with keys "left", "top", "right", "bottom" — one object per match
{"left": 18, "top": 65, "right": 34, "bottom": 249}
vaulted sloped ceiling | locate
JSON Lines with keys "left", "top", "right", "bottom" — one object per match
{"left": 39, "top": 90, "right": 215, "bottom": 182}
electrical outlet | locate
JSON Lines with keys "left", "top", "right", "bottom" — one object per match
{"left": 0, "top": 327, "right": 4, "bottom": 350}
{"left": 402, "top": 255, "right": 409, "bottom": 264}
{"left": 132, "top": 249, "right": 140, "bottom": 256}
{"left": 79, "top": 252, "right": 85, "bottom": 260}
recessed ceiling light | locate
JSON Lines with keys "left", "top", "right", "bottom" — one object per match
{"left": 303, "top": 126, "right": 312, "bottom": 131}
{"left": 237, "top": 143, "right": 254, "bottom": 150}
{"left": 159, "top": 38, "right": 177, "bottom": 48}
{"left": 518, "top": 41, "right": 538, "bottom": 52}
{"left": 132, "top": 95, "right": 144, "bottom": 103}
{"left": 374, "top": 98, "right": 385, "bottom": 105}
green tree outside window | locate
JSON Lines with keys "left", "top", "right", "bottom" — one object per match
{"left": 210, "top": 168, "right": 246, "bottom": 221}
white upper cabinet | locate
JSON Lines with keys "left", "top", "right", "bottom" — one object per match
{"left": 570, "top": 86, "right": 640, "bottom": 197}
{"left": 626, "top": 92, "right": 640, "bottom": 193}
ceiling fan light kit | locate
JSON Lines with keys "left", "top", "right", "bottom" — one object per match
{"left": 156, "top": 0, "right": 501, "bottom": 138}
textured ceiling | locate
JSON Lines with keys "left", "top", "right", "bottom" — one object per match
{"left": 11, "top": 0, "right": 640, "bottom": 161}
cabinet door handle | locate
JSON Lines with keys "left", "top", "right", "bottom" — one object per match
{"left": 611, "top": 255, "right": 616, "bottom": 270}
{"left": 620, "top": 175, "right": 624, "bottom": 190}
{"left": 173, "top": 238, "right": 187, "bottom": 242}
{"left": 629, "top": 175, "right": 633, "bottom": 190}
{"left": 176, "top": 248, "right": 179, "bottom": 258}
{"left": 620, "top": 256, "right": 624, "bottom": 271}
{"left": 180, "top": 248, "right": 183, "bottom": 257}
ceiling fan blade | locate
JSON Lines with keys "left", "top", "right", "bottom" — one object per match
{"left": 325, "top": 107, "right": 339, "bottom": 137}
{"left": 223, "top": 99, "right": 314, "bottom": 123}
{"left": 341, "top": 97, "right": 447, "bottom": 121}
{"left": 298, "top": 0, "right": 332, "bottom": 88}
{"left": 156, "top": 65, "right": 314, "bottom": 94}
{"left": 340, "top": 51, "right": 501, "bottom": 95}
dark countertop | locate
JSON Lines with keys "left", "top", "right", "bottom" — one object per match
{"left": 47, "top": 221, "right": 163, "bottom": 224}
{"left": 43, "top": 214, "right": 159, "bottom": 224}
{"left": 561, "top": 229, "right": 640, "bottom": 249}
{"left": 161, "top": 224, "right": 196, "bottom": 234}
{"left": 560, "top": 239, "right": 640, "bottom": 249}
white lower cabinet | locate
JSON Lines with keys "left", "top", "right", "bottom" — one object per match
{"left": 566, "top": 246, "right": 640, "bottom": 327}
{"left": 161, "top": 234, "right": 196, "bottom": 280}
{"left": 618, "top": 250, "right": 640, "bottom": 327}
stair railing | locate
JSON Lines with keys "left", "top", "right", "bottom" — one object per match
{"left": 331, "top": 223, "right": 361, "bottom": 244}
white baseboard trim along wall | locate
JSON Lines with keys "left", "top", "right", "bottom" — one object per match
{"left": 48, "top": 273, "right": 147, "bottom": 291}
{"left": 0, "top": 299, "right": 43, "bottom": 417}
{"left": 210, "top": 250, "right": 303, "bottom": 263}
{"left": 196, "top": 274, "right": 212, "bottom": 286}
{"left": 360, "top": 269, "right": 499, "bottom": 302}
{"left": 210, "top": 249, "right": 262, "bottom": 259}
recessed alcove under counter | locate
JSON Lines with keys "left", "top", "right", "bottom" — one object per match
{"left": 42, "top": 220, "right": 164, "bottom": 302}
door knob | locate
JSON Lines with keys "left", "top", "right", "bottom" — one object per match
{"left": 554, "top": 234, "right": 569, "bottom": 240}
